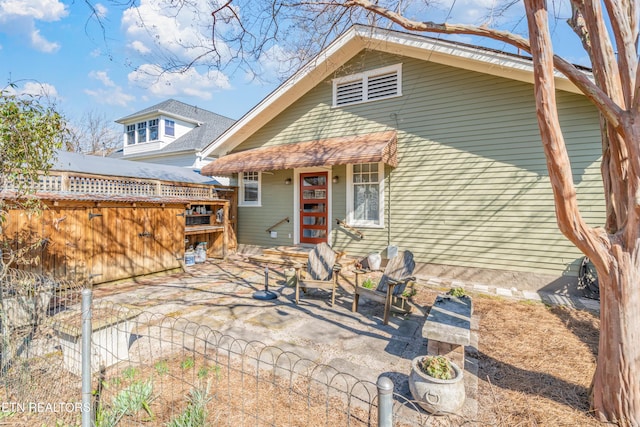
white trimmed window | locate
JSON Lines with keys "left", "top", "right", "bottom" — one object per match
{"left": 165, "top": 119, "right": 175, "bottom": 137}
{"left": 239, "top": 171, "right": 261, "bottom": 206}
{"left": 333, "top": 64, "right": 402, "bottom": 107}
{"left": 126, "top": 125, "right": 136, "bottom": 145}
{"left": 137, "top": 122, "right": 147, "bottom": 143}
{"left": 149, "top": 119, "right": 159, "bottom": 140}
{"left": 347, "top": 163, "right": 384, "bottom": 227}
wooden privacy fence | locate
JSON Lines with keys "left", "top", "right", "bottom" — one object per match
{"left": 1, "top": 171, "right": 236, "bottom": 284}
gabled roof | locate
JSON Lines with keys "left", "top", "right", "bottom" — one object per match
{"left": 54, "top": 150, "right": 219, "bottom": 185}
{"left": 200, "top": 25, "right": 586, "bottom": 159}
{"left": 114, "top": 99, "right": 236, "bottom": 155}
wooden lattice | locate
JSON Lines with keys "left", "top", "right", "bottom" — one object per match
{"left": 2, "top": 171, "right": 220, "bottom": 200}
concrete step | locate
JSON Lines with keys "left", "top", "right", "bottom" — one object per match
{"left": 248, "top": 254, "right": 304, "bottom": 267}
{"left": 262, "top": 246, "right": 311, "bottom": 260}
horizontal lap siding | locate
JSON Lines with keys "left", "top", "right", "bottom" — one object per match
{"left": 235, "top": 51, "right": 605, "bottom": 276}
{"left": 237, "top": 170, "right": 295, "bottom": 247}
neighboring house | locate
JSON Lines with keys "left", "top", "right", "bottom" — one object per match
{"left": 200, "top": 25, "right": 605, "bottom": 291}
{"left": 111, "top": 99, "right": 236, "bottom": 171}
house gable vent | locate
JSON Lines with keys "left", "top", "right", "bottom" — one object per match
{"left": 335, "top": 80, "right": 364, "bottom": 106}
{"left": 367, "top": 72, "right": 399, "bottom": 99}
{"left": 333, "top": 64, "right": 402, "bottom": 107}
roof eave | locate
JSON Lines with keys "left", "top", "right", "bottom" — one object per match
{"left": 199, "top": 25, "right": 591, "bottom": 160}
{"left": 116, "top": 109, "right": 203, "bottom": 125}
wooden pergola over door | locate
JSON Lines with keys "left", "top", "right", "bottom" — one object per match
{"left": 299, "top": 172, "right": 328, "bottom": 244}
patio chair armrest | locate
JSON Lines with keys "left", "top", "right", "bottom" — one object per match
{"left": 387, "top": 278, "right": 401, "bottom": 286}
{"left": 333, "top": 263, "right": 343, "bottom": 272}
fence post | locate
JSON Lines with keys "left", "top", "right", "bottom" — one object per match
{"left": 81, "top": 288, "right": 93, "bottom": 427}
{"left": 377, "top": 375, "right": 394, "bottom": 427}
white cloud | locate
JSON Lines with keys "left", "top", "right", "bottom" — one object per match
{"left": 30, "top": 28, "right": 60, "bottom": 52}
{"left": 84, "top": 87, "right": 134, "bottom": 107}
{"left": 121, "top": 0, "right": 236, "bottom": 69}
{"left": 128, "top": 64, "right": 231, "bottom": 100}
{"left": 85, "top": 70, "right": 134, "bottom": 107}
{"left": 129, "top": 40, "right": 151, "bottom": 54}
{"left": 4, "top": 81, "right": 59, "bottom": 98}
{"left": 252, "top": 44, "right": 304, "bottom": 82}
{"left": 0, "top": 0, "right": 67, "bottom": 21}
{"left": 94, "top": 3, "right": 107, "bottom": 19}
{"left": 0, "top": 0, "right": 67, "bottom": 52}
{"left": 89, "top": 70, "right": 116, "bottom": 88}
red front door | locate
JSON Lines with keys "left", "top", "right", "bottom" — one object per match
{"left": 299, "top": 172, "right": 328, "bottom": 244}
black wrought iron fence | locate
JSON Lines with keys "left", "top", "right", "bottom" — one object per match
{"left": 0, "top": 282, "right": 459, "bottom": 427}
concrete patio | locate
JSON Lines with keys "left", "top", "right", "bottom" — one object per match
{"left": 91, "top": 253, "right": 599, "bottom": 419}
{"left": 92, "top": 254, "right": 481, "bottom": 417}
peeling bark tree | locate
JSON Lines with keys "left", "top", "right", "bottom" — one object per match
{"left": 120, "top": 0, "right": 638, "bottom": 422}
{"left": 346, "top": 0, "right": 640, "bottom": 423}
{"left": 205, "top": 0, "right": 640, "bottom": 423}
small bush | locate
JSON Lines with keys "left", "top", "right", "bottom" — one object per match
{"left": 417, "top": 356, "right": 454, "bottom": 380}
{"left": 447, "top": 287, "right": 467, "bottom": 298}
{"left": 361, "top": 278, "right": 376, "bottom": 289}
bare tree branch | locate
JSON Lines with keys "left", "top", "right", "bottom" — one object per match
{"left": 343, "top": 0, "right": 625, "bottom": 129}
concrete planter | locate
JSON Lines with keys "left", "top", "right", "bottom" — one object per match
{"left": 1, "top": 291, "right": 53, "bottom": 329}
{"left": 50, "top": 303, "right": 141, "bottom": 375}
{"left": 408, "top": 356, "right": 465, "bottom": 414}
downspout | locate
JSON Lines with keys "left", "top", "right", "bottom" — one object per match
{"left": 387, "top": 165, "right": 391, "bottom": 247}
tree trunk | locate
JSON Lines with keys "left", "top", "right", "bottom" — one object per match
{"left": 591, "top": 247, "right": 640, "bottom": 426}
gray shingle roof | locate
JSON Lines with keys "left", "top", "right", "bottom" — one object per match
{"left": 115, "top": 99, "right": 236, "bottom": 154}
{"left": 54, "top": 150, "right": 219, "bottom": 185}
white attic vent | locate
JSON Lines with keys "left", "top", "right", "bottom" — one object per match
{"left": 333, "top": 64, "right": 402, "bottom": 107}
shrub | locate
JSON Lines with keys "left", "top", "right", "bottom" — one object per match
{"left": 417, "top": 356, "right": 454, "bottom": 380}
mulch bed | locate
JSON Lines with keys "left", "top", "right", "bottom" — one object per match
{"left": 414, "top": 289, "right": 604, "bottom": 426}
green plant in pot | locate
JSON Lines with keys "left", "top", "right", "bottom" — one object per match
{"left": 447, "top": 287, "right": 467, "bottom": 298}
{"left": 417, "top": 355, "right": 455, "bottom": 380}
{"left": 408, "top": 355, "right": 465, "bottom": 414}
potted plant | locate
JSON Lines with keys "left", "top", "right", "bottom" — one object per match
{"left": 408, "top": 355, "right": 465, "bottom": 414}
{"left": 447, "top": 287, "right": 468, "bottom": 298}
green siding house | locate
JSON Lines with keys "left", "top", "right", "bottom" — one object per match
{"left": 201, "top": 25, "right": 604, "bottom": 291}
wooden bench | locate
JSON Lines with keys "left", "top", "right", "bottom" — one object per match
{"left": 422, "top": 295, "right": 472, "bottom": 369}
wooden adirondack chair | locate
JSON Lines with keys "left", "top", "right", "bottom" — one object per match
{"left": 294, "top": 243, "right": 342, "bottom": 306}
{"left": 352, "top": 250, "right": 416, "bottom": 325}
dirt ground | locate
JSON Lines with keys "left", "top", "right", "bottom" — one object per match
{"left": 411, "top": 288, "right": 605, "bottom": 426}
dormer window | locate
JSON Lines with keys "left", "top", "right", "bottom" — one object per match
{"left": 333, "top": 64, "right": 402, "bottom": 107}
{"left": 165, "top": 119, "right": 175, "bottom": 137}
{"left": 137, "top": 122, "right": 147, "bottom": 143}
{"left": 126, "top": 125, "right": 136, "bottom": 145}
{"left": 149, "top": 119, "right": 159, "bottom": 140}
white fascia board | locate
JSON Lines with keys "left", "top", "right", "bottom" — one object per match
{"left": 116, "top": 109, "right": 202, "bottom": 125}
{"left": 199, "top": 25, "right": 591, "bottom": 159}
{"left": 361, "top": 27, "right": 585, "bottom": 94}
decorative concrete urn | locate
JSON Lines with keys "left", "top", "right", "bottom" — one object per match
{"left": 408, "top": 355, "right": 465, "bottom": 415}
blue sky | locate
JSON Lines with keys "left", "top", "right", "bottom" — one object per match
{"left": 0, "top": 0, "right": 589, "bottom": 129}
{"left": 0, "top": 0, "right": 280, "bottom": 124}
